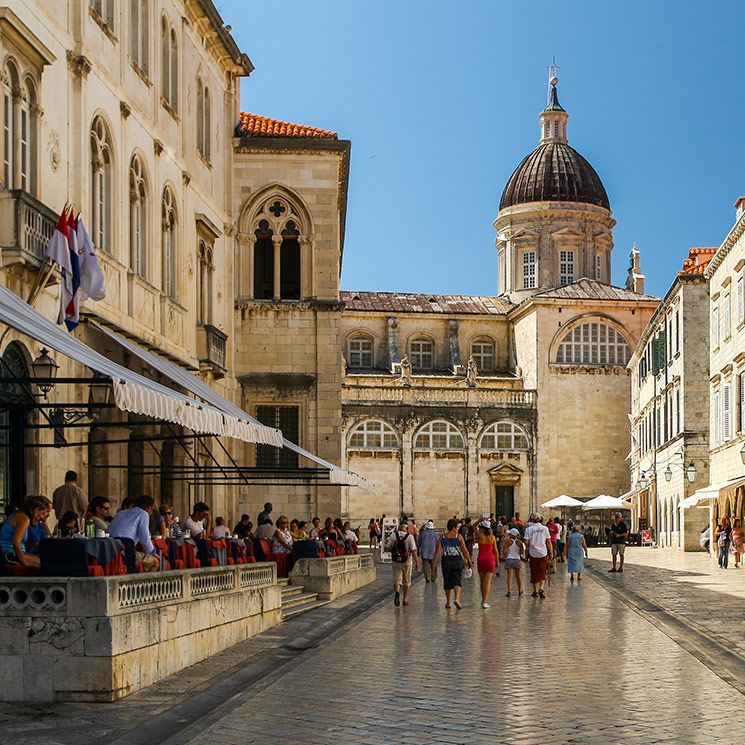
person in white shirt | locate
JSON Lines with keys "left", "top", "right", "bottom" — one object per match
{"left": 182, "top": 501, "right": 211, "bottom": 538}
{"left": 343, "top": 521, "right": 358, "bottom": 544}
{"left": 523, "top": 513, "right": 553, "bottom": 599}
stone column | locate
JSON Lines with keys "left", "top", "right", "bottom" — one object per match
{"left": 236, "top": 232, "right": 255, "bottom": 298}
{"left": 300, "top": 235, "right": 313, "bottom": 299}
{"left": 400, "top": 418, "right": 414, "bottom": 517}
{"left": 387, "top": 317, "right": 400, "bottom": 371}
{"left": 91, "top": 425, "right": 131, "bottom": 509}
{"left": 272, "top": 235, "right": 282, "bottom": 299}
{"left": 465, "top": 418, "right": 481, "bottom": 516}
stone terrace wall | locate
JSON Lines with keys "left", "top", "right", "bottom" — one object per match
{"left": 0, "top": 563, "right": 280, "bottom": 702}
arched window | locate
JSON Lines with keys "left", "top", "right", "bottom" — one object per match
{"left": 348, "top": 420, "right": 399, "bottom": 449}
{"left": 19, "top": 81, "right": 31, "bottom": 192}
{"left": 90, "top": 116, "right": 113, "bottom": 253}
{"left": 196, "top": 78, "right": 210, "bottom": 161}
{"left": 556, "top": 322, "right": 632, "bottom": 366}
{"left": 253, "top": 219, "right": 274, "bottom": 299}
{"left": 3, "top": 66, "right": 14, "bottom": 188}
{"left": 554, "top": 120, "right": 559, "bottom": 137}
{"left": 410, "top": 337, "right": 434, "bottom": 370}
{"left": 480, "top": 421, "right": 530, "bottom": 451}
{"left": 471, "top": 339, "right": 494, "bottom": 372}
{"left": 414, "top": 420, "right": 464, "bottom": 450}
{"left": 280, "top": 219, "right": 300, "bottom": 299}
{"left": 544, "top": 120, "right": 550, "bottom": 138}
{"left": 160, "top": 19, "right": 177, "bottom": 111}
{"left": 129, "top": 155, "right": 147, "bottom": 277}
{"left": 197, "top": 239, "right": 214, "bottom": 325}
{"left": 130, "top": 0, "right": 149, "bottom": 74}
{"left": 162, "top": 186, "right": 177, "bottom": 298}
{"left": 91, "top": 0, "right": 114, "bottom": 30}
{"left": 348, "top": 334, "right": 374, "bottom": 368}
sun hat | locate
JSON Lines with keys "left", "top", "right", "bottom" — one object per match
{"left": 530, "top": 513, "right": 542, "bottom": 522}
{"left": 426, "top": 520, "right": 435, "bottom": 529}
{"left": 507, "top": 527, "right": 519, "bottom": 536}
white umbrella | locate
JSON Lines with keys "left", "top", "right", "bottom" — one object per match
{"left": 582, "top": 495, "right": 632, "bottom": 510}
{"left": 541, "top": 495, "right": 583, "bottom": 508}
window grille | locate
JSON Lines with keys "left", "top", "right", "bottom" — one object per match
{"left": 414, "top": 420, "right": 464, "bottom": 450}
{"left": 348, "top": 420, "right": 399, "bottom": 449}
{"left": 555, "top": 322, "right": 631, "bottom": 366}
{"left": 480, "top": 421, "right": 530, "bottom": 451}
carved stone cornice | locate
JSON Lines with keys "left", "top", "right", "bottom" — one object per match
{"left": 66, "top": 50, "right": 91, "bottom": 78}
{"left": 153, "top": 139, "right": 164, "bottom": 156}
{"left": 120, "top": 101, "right": 131, "bottom": 119}
{"left": 550, "top": 364, "right": 629, "bottom": 376}
{"left": 234, "top": 297, "right": 344, "bottom": 312}
{"left": 182, "top": 171, "right": 191, "bottom": 187}
{"left": 235, "top": 232, "right": 255, "bottom": 247}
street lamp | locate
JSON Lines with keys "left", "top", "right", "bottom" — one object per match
{"left": 31, "top": 348, "right": 58, "bottom": 396}
{"left": 740, "top": 443, "right": 745, "bottom": 465}
{"left": 87, "top": 376, "right": 111, "bottom": 420}
{"left": 685, "top": 461, "right": 697, "bottom": 483}
{"left": 637, "top": 476, "right": 649, "bottom": 490}
{"left": 664, "top": 465, "right": 673, "bottom": 482}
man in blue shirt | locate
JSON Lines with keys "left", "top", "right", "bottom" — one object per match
{"left": 108, "top": 494, "right": 160, "bottom": 572}
{"left": 417, "top": 520, "right": 439, "bottom": 582}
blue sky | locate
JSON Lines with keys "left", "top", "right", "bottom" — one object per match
{"left": 219, "top": 1, "right": 745, "bottom": 299}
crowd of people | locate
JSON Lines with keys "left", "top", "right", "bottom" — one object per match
{"left": 382, "top": 511, "right": 604, "bottom": 608}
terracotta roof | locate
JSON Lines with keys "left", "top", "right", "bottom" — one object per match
{"left": 533, "top": 278, "right": 659, "bottom": 302}
{"left": 678, "top": 247, "right": 717, "bottom": 276}
{"left": 237, "top": 112, "right": 337, "bottom": 139}
{"left": 340, "top": 291, "right": 512, "bottom": 315}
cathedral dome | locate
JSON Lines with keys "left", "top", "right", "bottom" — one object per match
{"left": 499, "top": 141, "right": 610, "bottom": 211}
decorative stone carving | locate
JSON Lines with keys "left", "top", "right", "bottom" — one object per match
{"left": 153, "top": 139, "right": 164, "bottom": 156}
{"left": 66, "top": 50, "right": 91, "bottom": 78}
{"left": 182, "top": 171, "right": 191, "bottom": 186}
{"left": 120, "top": 101, "right": 131, "bottom": 119}
{"left": 48, "top": 130, "right": 60, "bottom": 172}
{"left": 465, "top": 356, "right": 478, "bottom": 387}
{"left": 397, "top": 355, "right": 412, "bottom": 387}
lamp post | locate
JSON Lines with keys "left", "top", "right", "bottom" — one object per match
{"left": 685, "top": 461, "right": 697, "bottom": 483}
{"left": 87, "top": 376, "right": 111, "bottom": 421}
{"left": 30, "top": 348, "right": 58, "bottom": 396}
{"left": 664, "top": 465, "right": 673, "bottom": 482}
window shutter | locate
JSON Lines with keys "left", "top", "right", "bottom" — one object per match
{"left": 651, "top": 338, "right": 659, "bottom": 375}
{"left": 658, "top": 330, "right": 667, "bottom": 368}
{"left": 724, "top": 384, "right": 732, "bottom": 441}
{"left": 714, "top": 392, "right": 721, "bottom": 446}
{"left": 738, "top": 277, "right": 744, "bottom": 324}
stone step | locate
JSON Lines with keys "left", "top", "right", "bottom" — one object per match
{"left": 281, "top": 591, "right": 320, "bottom": 610}
{"left": 281, "top": 585, "right": 305, "bottom": 599}
{"left": 281, "top": 598, "right": 331, "bottom": 621}
{"left": 277, "top": 577, "right": 291, "bottom": 587}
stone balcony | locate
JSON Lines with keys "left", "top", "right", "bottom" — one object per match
{"left": 198, "top": 323, "right": 228, "bottom": 377}
{"left": 0, "top": 189, "right": 58, "bottom": 275}
{"left": 342, "top": 383, "right": 536, "bottom": 408}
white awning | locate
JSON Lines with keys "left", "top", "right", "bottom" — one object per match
{"left": 0, "top": 284, "right": 282, "bottom": 446}
{"left": 680, "top": 477, "right": 743, "bottom": 509}
{"left": 92, "top": 322, "right": 375, "bottom": 493}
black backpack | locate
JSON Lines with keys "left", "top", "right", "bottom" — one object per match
{"left": 391, "top": 535, "right": 409, "bottom": 563}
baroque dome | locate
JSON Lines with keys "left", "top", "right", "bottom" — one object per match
{"left": 499, "top": 141, "right": 610, "bottom": 211}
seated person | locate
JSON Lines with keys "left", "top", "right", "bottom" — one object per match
{"left": 233, "top": 514, "right": 252, "bottom": 539}
{"left": 212, "top": 516, "right": 231, "bottom": 539}
{"left": 333, "top": 518, "right": 346, "bottom": 541}
{"left": 308, "top": 516, "right": 321, "bottom": 539}
{"left": 57, "top": 511, "right": 79, "bottom": 537}
{"left": 254, "top": 516, "right": 276, "bottom": 541}
{"left": 26, "top": 496, "right": 52, "bottom": 552}
{"left": 343, "top": 521, "right": 359, "bottom": 544}
{"left": 108, "top": 494, "right": 160, "bottom": 572}
{"left": 182, "top": 502, "right": 211, "bottom": 539}
{"left": 153, "top": 504, "right": 181, "bottom": 539}
{"left": 118, "top": 496, "right": 135, "bottom": 512}
{"left": 320, "top": 517, "right": 335, "bottom": 540}
{"left": 87, "top": 496, "right": 110, "bottom": 532}
{"left": 0, "top": 495, "right": 50, "bottom": 568}
{"left": 272, "top": 516, "right": 293, "bottom": 555}
{"left": 288, "top": 519, "right": 302, "bottom": 540}
{"left": 296, "top": 520, "right": 309, "bottom": 540}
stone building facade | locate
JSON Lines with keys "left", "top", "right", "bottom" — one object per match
{"left": 340, "top": 79, "right": 659, "bottom": 523}
{"left": 628, "top": 248, "right": 713, "bottom": 550}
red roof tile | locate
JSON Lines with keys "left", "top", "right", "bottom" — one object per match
{"left": 237, "top": 112, "right": 337, "bottom": 139}
{"left": 678, "top": 247, "right": 717, "bottom": 276}
{"left": 340, "top": 291, "right": 512, "bottom": 315}
{"left": 533, "top": 278, "right": 658, "bottom": 301}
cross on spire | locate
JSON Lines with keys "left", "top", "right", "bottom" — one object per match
{"left": 548, "top": 56, "right": 559, "bottom": 82}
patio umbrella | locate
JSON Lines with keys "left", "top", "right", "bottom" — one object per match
{"left": 582, "top": 495, "right": 632, "bottom": 510}
{"left": 541, "top": 495, "right": 583, "bottom": 508}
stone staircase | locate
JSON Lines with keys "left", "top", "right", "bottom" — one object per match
{"left": 279, "top": 577, "right": 330, "bottom": 620}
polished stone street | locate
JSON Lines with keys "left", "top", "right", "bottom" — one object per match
{"left": 3, "top": 555, "right": 745, "bottom": 745}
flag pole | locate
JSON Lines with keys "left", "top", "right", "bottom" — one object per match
{"left": 27, "top": 203, "right": 70, "bottom": 307}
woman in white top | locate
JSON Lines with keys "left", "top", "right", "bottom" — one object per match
{"left": 501, "top": 527, "right": 525, "bottom": 597}
{"left": 272, "top": 515, "right": 293, "bottom": 554}
{"left": 212, "top": 516, "right": 231, "bottom": 539}
{"left": 343, "top": 520, "right": 359, "bottom": 544}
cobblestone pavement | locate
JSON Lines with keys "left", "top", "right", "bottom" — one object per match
{"left": 182, "top": 561, "right": 744, "bottom": 745}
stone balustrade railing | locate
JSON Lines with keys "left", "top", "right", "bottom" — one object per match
{"left": 342, "top": 386, "right": 537, "bottom": 407}
{"left": 290, "top": 553, "right": 376, "bottom": 600}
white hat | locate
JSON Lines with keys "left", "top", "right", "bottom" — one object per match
{"left": 426, "top": 520, "right": 435, "bottom": 529}
{"left": 507, "top": 527, "right": 519, "bottom": 536}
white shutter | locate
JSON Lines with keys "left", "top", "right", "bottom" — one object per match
{"left": 724, "top": 383, "right": 732, "bottom": 441}
{"left": 741, "top": 374, "right": 745, "bottom": 432}
{"left": 725, "top": 293, "right": 731, "bottom": 338}
{"left": 713, "top": 306, "right": 719, "bottom": 347}
{"left": 714, "top": 392, "right": 720, "bottom": 446}
{"left": 739, "top": 277, "right": 744, "bottom": 324}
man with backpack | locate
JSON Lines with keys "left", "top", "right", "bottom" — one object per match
{"left": 385, "top": 519, "right": 420, "bottom": 606}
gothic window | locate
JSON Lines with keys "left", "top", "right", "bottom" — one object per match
{"left": 480, "top": 421, "right": 530, "bottom": 451}
{"left": 255, "top": 406, "right": 299, "bottom": 468}
{"left": 196, "top": 79, "right": 211, "bottom": 161}
{"left": 522, "top": 250, "right": 536, "bottom": 289}
{"left": 161, "top": 186, "right": 177, "bottom": 298}
{"left": 555, "top": 322, "right": 631, "bottom": 366}
{"left": 559, "top": 249, "right": 575, "bottom": 286}
{"left": 130, "top": 0, "right": 149, "bottom": 74}
{"left": 280, "top": 219, "right": 300, "bottom": 299}
{"left": 410, "top": 337, "right": 434, "bottom": 370}
{"left": 471, "top": 339, "right": 495, "bottom": 372}
{"left": 348, "top": 334, "right": 374, "bottom": 368}
{"left": 3, "top": 66, "right": 13, "bottom": 188}
{"left": 91, "top": 0, "right": 114, "bottom": 30}
{"left": 160, "top": 18, "right": 178, "bottom": 112}
{"left": 129, "top": 155, "right": 147, "bottom": 277}
{"left": 348, "top": 420, "right": 399, "bottom": 449}
{"left": 197, "top": 239, "right": 214, "bottom": 325}
{"left": 90, "top": 116, "right": 113, "bottom": 253}
{"left": 253, "top": 219, "right": 274, "bottom": 299}
{"left": 414, "top": 420, "right": 464, "bottom": 450}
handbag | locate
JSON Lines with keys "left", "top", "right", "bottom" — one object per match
{"left": 463, "top": 567, "right": 473, "bottom": 579}
{"left": 547, "top": 558, "right": 557, "bottom": 575}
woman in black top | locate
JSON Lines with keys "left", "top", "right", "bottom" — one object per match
{"left": 715, "top": 516, "right": 732, "bottom": 569}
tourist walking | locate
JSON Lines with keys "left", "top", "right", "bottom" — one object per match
{"left": 608, "top": 512, "right": 629, "bottom": 572}
{"left": 716, "top": 516, "right": 732, "bottom": 569}
{"left": 475, "top": 520, "right": 499, "bottom": 608}
{"left": 459, "top": 517, "right": 475, "bottom": 559}
{"left": 417, "top": 520, "right": 439, "bottom": 582}
{"left": 564, "top": 526, "right": 588, "bottom": 581}
{"left": 385, "top": 521, "right": 419, "bottom": 606}
{"left": 731, "top": 519, "right": 744, "bottom": 568}
{"left": 369, "top": 518, "right": 380, "bottom": 548}
{"left": 433, "top": 518, "right": 472, "bottom": 609}
{"left": 555, "top": 518, "right": 566, "bottom": 562}
{"left": 501, "top": 527, "right": 524, "bottom": 596}
{"left": 524, "top": 513, "right": 553, "bottom": 598}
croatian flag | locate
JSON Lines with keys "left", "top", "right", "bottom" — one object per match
{"left": 45, "top": 208, "right": 73, "bottom": 323}
{"left": 76, "top": 218, "right": 106, "bottom": 302}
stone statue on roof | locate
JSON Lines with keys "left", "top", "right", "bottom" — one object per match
{"left": 398, "top": 355, "right": 412, "bottom": 387}
{"left": 465, "top": 356, "right": 478, "bottom": 387}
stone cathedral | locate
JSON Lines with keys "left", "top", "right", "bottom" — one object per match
{"left": 339, "top": 77, "right": 659, "bottom": 522}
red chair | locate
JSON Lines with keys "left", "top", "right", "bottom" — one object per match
{"left": 258, "top": 539, "right": 292, "bottom": 577}
{"left": 0, "top": 551, "right": 39, "bottom": 577}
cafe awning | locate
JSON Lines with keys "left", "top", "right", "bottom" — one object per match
{"left": 91, "top": 322, "right": 375, "bottom": 493}
{"left": 0, "top": 284, "right": 282, "bottom": 446}
{"left": 680, "top": 477, "right": 744, "bottom": 509}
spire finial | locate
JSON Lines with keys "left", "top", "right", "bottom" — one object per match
{"left": 548, "top": 56, "right": 559, "bottom": 101}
